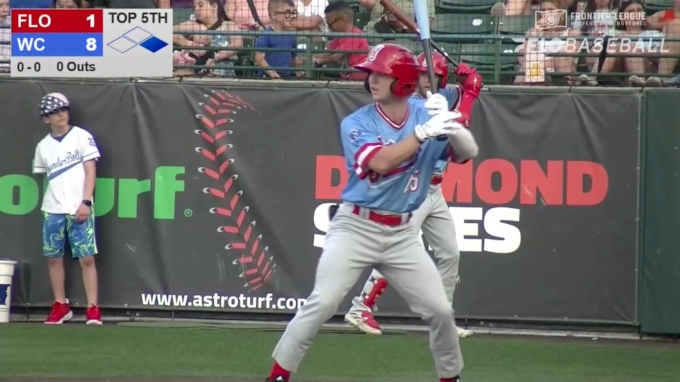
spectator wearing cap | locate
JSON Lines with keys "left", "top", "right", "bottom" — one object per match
{"left": 33, "top": 93, "right": 103, "bottom": 326}
{"left": 358, "top": 0, "right": 434, "bottom": 33}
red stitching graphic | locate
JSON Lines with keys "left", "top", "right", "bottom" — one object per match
{"left": 194, "top": 90, "right": 275, "bottom": 292}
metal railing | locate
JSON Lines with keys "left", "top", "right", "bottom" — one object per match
{"left": 2, "top": 5, "right": 679, "bottom": 86}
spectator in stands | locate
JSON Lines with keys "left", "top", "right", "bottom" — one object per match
{"left": 584, "top": 0, "right": 665, "bottom": 86}
{"left": 0, "top": 0, "right": 9, "bottom": 74}
{"left": 92, "top": 0, "right": 157, "bottom": 8}
{"left": 648, "top": 0, "right": 680, "bottom": 30}
{"left": 373, "top": 9, "right": 411, "bottom": 35}
{"left": 227, "top": 0, "right": 270, "bottom": 30}
{"left": 312, "top": 1, "right": 368, "bottom": 81}
{"left": 358, "top": 0, "right": 434, "bottom": 34}
{"left": 54, "top": 0, "right": 83, "bottom": 7}
{"left": 494, "top": 0, "right": 584, "bottom": 21}
{"left": 575, "top": 0, "right": 618, "bottom": 36}
{"left": 574, "top": 0, "right": 619, "bottom": 70}
{"left": 514, "top": 0, "right": 580, "bottom": 84}
{"left": 173, "top": 0, "right": 242, "bottom": 77}
{"left": 254, "top": 0, "right": 304, "bottom": 78}
{"left": 166, "top": 0, "right": 193, "bottom": 7}
{"left": 295, "top": 0, "right": 327, "bottom": 33}
{"left": 647, "top": 0, "right": 680, "bottom": 84}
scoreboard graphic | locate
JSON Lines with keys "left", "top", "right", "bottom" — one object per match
{"left": 11, "top": 9, "right": 173, "bottom": 78}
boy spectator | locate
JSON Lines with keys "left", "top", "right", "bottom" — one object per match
{"left": 254, "top": 0, "right": 304, "bottom": 78}
{"left": 33, "top": 93, "right": 103, "bottom": 325}
{"left": 313, "top": 1, "right": 368, "bottom": 81}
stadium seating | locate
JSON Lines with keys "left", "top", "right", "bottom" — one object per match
{"left": 432, "top": 14, "right": 496, "bottom": 43}
{"left": 436, "top": 0, "right": 497, "bottom": 15}
{"left": 497, "top": 15, "right": 535, "bottom": 36}
{"left": 646, "top": 0, "right": 674, "bottom": 13}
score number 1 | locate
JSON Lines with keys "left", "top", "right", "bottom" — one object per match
{"left": 86, "top": 13, "right": 97, "bottom": 52}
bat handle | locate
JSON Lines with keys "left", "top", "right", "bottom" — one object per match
{"left": 421, "top": 40, "right": 438, "bottom": 94}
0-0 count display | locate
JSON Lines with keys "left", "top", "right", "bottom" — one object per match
{"left": 16, "top": 62, "right": 42, "bottom": 72}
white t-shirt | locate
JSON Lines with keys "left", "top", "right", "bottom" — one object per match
{"left": 297, "top": 0, "right": 329, "bottom": 32}
{"left": 33, "top": 126, "right": 101, "bottom": 215}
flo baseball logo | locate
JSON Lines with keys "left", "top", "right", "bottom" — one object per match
{"left": 193, "top": 90, "right": 276, "bottom": 292}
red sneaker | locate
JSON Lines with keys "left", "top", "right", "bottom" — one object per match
{"left": 44, "top": 300, "right": 73, "bottom": 325}
{"left": 344, "top": 311, "right": 382, "bottom": 335}
{"left": 85, "top": 305, "right": 102, "bottom": 325}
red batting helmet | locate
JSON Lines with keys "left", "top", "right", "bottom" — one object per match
{"left": 354, "top": 43, "right": 419, "bottom": 98}
{"left": 417, "top": 51, "right": 449, "bottom": 88}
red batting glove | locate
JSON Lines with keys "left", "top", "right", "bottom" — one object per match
{"left": 454, "top": 65, "right": 483, "bottom": 128}
{"left": 455, "top": 63, "right": 476, "bottom": 77}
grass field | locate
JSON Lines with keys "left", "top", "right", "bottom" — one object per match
{"left": 1, "top": 323, "right": 679, "bottom": 382}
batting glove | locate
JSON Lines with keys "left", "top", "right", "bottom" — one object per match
{"left": 414, "top": 111, "right": 463, "bottom": 143}
{"left": 455, "top": 110, "right": 471, "bottom": 128}
{"left": 423, "top": 91, "right": 449, "bottom": 116}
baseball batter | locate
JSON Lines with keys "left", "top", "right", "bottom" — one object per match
{"left": 265, "top": 43, "right": 479, "bottom": 382}
{"left": 344, "top": 52, "right": 483, "bottom": 338}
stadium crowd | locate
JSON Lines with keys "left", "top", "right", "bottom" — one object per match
{"left": 1, "top": 0, "right": 679, "bottom": 85}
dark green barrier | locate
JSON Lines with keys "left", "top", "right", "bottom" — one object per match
{"left": 639, "top": 89, "right": 680, "bottom": 335}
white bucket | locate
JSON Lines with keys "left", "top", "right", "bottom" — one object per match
{"left": 0, "top": 260, "right": 17, "bottom": 323}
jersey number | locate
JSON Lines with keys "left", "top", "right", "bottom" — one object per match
{"left": 403, "top": 172, "right": 420, "bottom": 194}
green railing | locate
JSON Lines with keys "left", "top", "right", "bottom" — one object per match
{"left": 2, "top": 0, "right": 679, "bottom": 85}
{"left": 166, "top": 0, "right": 680, "bottom": 85}
{"left": 173, "top": 29, "right": 680, "bottom": 85}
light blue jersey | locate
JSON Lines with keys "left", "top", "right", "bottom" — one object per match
{"left": 409, "top": 86, "right": 462, "bottom": 176}
{"left": 339, "top": 102, "right": 452, "bottom": 214}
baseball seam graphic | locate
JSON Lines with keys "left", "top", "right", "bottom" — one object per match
{"left": 194, "top": 90, "right": 276, "bottom": 292}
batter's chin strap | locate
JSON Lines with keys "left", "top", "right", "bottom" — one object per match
{"left": 328, "top": 203, "right": 339, "bottom": 220}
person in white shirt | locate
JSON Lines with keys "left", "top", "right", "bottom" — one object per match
{"left": 295, "top": 0, "right": 327, "bottom": 32}
{"left": 33, "top": 93, "right": 103, "bottom": 325}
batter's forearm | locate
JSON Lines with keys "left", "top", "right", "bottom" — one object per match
{"left": 367, "top": 134, "right": 421, "bottom": 175}
{"left": 447, "top": 128, "right": 478, "bottom": 162}
{"left": 82, "top": 161, "right": 96, "bottom": 201}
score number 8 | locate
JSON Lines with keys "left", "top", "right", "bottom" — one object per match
{"left": 86, "top": 38, "right": 97, "bottom": 51}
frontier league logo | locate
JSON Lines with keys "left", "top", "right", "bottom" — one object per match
{"left": 529, "top": 9, "right": 668, "bottom": 54}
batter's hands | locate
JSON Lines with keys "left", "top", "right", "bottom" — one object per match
{"left": 423, "top": 91, "right": 449, "bottom": 116}
{"left": 456, "top": 64, "right": 483, "bottom": 97}
{"left": 414, "top": 111, "right": 463, "bottom": 142}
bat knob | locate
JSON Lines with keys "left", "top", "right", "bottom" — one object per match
{"left": 436, "top": 135, "right": 448, "bottom": 141}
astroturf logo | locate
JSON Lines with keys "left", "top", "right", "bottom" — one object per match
{"left": 0, "top": 166, "right": 186, "bottom": 219}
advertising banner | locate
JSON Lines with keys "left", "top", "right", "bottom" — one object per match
{"left": 0, "top": 80, "right": 639, "bottom": 324}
